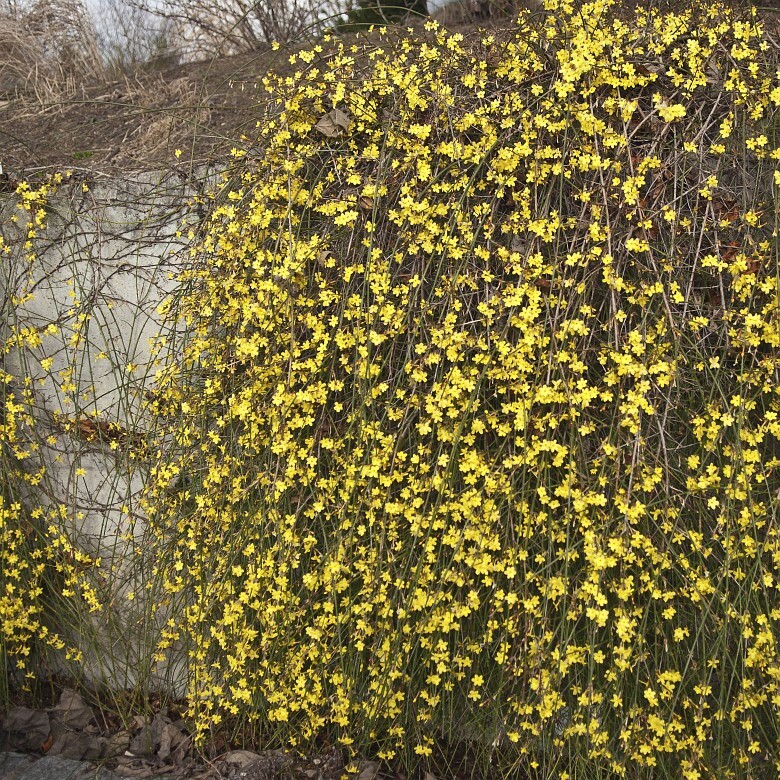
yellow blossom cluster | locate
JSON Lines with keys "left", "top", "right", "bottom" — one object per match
{"left": 141, "top": 0, "right": 780, "bottom": 774}
{"left": 3, "top": 0, "right": 780, "bottom": 776}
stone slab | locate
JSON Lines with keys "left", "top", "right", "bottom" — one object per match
{"left": 0, "top": 753, "right": 36, "bottom": 780}
{"left": 1, "top": 754, "right": 120, "bottom": 780}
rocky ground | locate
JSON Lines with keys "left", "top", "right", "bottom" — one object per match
{"left": 0, "top": 691, "right": 382, "bottom": 780}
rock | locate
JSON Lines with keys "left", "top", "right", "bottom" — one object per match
{"left": 0, "top": 752, "right": 36, "bottom": 780}
{"left": 7, "top": 755, "right": 120, "bottom": 780}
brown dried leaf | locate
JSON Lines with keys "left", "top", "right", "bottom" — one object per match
{"left": 315, "top": 108, "right": 351, "bottom": 138}
{"left": 510, "top": 234, "right": 528, "bottom": 254}
{"left": 50, "top": 690, "right": 95, "bottom": 731}
{"left": 220, "top": 750, "right": 261, "bottom": 767}
{"left": 48, "top": 730, "right": 103, "bottom": 761}
{"left": 317, "top": 250, "right": 334, "bottom": 267}
{"left": 131, "top": 715, "right": 149, "bottom": 731}
{"left": 353, "top": 761, "right": 380, "bottom": 780}
{"left": 128, "top": 712, "right": 187, "bottom": 762}
{"left": 100, "top": 730, "right": 132, "bottom": 759}
{"left": 114, "top": 762, "right": 159, "bottom": 778}
{"left": 643, "top": 61, "right": 664, "bottom": 74}
{"left": 1, "top": 707, "right": 50, "bottom": 751}
{"left": 705, "top": 55, "right": 720, "bottom": 84}
{"left": 157, "top": 721, "right": 187, "bottom": 762}
{"left": 714, "top": 197, "right": 740, "bottom": 225}
{"left": 76, "top": 418, "right": 100, "bottom": 441}
{"left": 720, "top": 241, "right": 740, "bottom": 262}
{"left": 169, "top": 734, "right": 192, "bottom": 765}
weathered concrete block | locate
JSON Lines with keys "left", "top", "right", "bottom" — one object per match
{"left": 1, "top": 168, "right": 214, "bottom": 692}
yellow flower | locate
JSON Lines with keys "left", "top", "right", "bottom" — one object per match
{"left": 657, "top": 102, "right": 687, "bottom": 122}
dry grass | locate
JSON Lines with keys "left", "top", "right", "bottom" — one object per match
{"left": 0, "top": 0, "right": 105, "bottom": 105}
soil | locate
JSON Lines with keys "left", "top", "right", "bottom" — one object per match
{"left": 1, "top": 5, "right": 778, "bottom": 182}
{"left": 0, "top": 46, "right": 303, "bottom": 181}
{"left": 0, "top": 19, "right": 479, "bottom": 182}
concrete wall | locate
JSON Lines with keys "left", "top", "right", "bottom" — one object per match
{"left": 1, "top": 168, "right": 212, "bottom": 691}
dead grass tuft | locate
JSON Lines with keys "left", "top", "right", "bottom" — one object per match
{"left": 0, "top": 0, "right": 105, "bottom": 105}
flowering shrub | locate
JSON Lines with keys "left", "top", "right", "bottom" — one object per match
{"left": 4, "top": 0, "right": 780, "bottom": 776}
{"left": 141, "top": 1, "right": 780, "bottom": 774}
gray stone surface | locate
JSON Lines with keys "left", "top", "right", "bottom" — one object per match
{"left": 0, "top": 754, "right": 120, "bottom": 780}
{"left": 0, "top": 753, "right": 36, "bottom": 780}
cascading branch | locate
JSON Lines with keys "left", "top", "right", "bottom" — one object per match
{"left": 143, "top": 0, "right": 780, "bottom": 776}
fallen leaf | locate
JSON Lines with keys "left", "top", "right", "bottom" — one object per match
{"left": 637, "top": 61, "right": 664, "bottom": 75}
{"left": 128, "top": 715, "right": 163, "bottom": 757}
{"left": 114, "top": 762, "right": 159, "bottom": 778}
{"left": 315, "top": 108, "right": 351, "bottom": 138}
{"left": 720, "top": 241, "right": 740, "bottom": 262}
{"left": 157, "top": 724, "right": 174, "bottom": 762}
{"left": 157, "top": 721, "right": 187, "bottom": 762}
{"left": 1, "top": 707, "right": 50, "bottom": 751}
{"left": 510, "top": 234, "right": 528, "bottom": 254}
{"left": 169, "top": 734, "right": 192, "bottom": 765}
{"left": 705, "top": 55, "right": 720, "bottom": 84}
{"left": 317, "top": 250, "right": 335, "bottom": 267}
{"left": 129, "top": 714, "right": 163, "bottom": 757}
{"left": 100, "top": 730, "right": 132, "bottom": 758}
{"left": 128, "top": 712, "right": 188, "bottom": 762}
{"left": 131, "top": 715, "right": 150, "bottom": 731}
{"left": 353, "top": 760, "right": 380, "bottom": 780}
{"left": 47, "top": 730, "right": 103, "bottom": 761}
{"left": 50, "top": 690, "right": 94, "bottom": 731}
{"left": 713, "top": 197, "right": 740, "bottom": 225}
{"left": 220, "top": 750, "right": 261, "bottom": 767}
